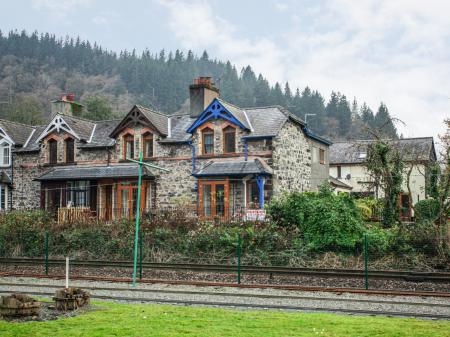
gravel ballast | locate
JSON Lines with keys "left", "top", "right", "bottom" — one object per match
{"left": 1, "top": 276, "right": 449, "bottom": 320}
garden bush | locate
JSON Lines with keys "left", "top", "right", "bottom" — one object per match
{"left": 414, "top": 198, "right": 440, "bottom": 223}
{"left": 267, "top": 184, "right": 364, "bottom": 252}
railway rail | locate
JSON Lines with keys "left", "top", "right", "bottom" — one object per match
{"left": 1, "top": 280, "right": 449, "bottom": 320}
{"left": 1, "top": 257, "right": 449, "bottom": 283}
{"left": 1, "top": 272, "right": 449, "bottom": 298}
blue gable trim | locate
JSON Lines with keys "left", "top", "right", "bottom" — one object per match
{"left": 186, "top": 98, "right": 249, "bottom": 133}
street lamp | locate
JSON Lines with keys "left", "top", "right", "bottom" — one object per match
{"left": 305, "top": 114, "right": 316, "bottom": 125}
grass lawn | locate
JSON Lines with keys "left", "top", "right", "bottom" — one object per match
{"left": 0, "top": 301, "right": 449, "bottom": 337}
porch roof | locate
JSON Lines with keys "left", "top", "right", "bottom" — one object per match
{"left": 36, "top": 164, "right": 154, "bottom": 181}
{"left": 193, "top": 158, "right": 272, "bottom": 177}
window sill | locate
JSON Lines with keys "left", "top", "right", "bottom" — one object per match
{"left": 43, "top": 162, "right": 78, "bottom": 167}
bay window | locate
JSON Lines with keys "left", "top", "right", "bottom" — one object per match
{"left": 66, "top": 181, "right": 90, "bottom": 207}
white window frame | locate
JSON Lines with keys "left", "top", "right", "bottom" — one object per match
{"left": 0, "top": 140, "right": 11, "bottom": 167}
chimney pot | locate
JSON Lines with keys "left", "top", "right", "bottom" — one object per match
{"left": 189, "top": 77, "right": 219, "bottom": 117}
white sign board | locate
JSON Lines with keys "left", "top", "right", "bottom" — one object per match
{"left": 245, "top": 209, "right": 266, "bottom": 221}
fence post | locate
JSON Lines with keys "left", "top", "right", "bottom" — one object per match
{"left": 44, "top": 230, "right": 49, "bottom": 275}
{"left": 237, "top": 234, "right": 242, "bottom": 284}
{"left": 139, "top": 230, "right": 143, "bottom": 280}
{"left": 364, "top": 233, "right": 369, "bottom": 290}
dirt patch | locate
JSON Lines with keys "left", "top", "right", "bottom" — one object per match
{"left": 1, "top": 301, "right": 97, "bottom": 323}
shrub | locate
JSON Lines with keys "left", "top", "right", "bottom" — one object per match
{"left": 267, "top": 186, "right": 364, "bottom": 252}
{"left": 414, "top": 198, "right": 440, "bottom": 223}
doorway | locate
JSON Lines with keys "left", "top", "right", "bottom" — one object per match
{"left": 198, "top": 180, "right": 229, "bottom": 219}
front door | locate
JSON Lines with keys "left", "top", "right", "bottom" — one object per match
{"left": 198, "top": 180, "right": 229, "bottom": 219}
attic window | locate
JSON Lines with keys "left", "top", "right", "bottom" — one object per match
{"left": 0, "top": 142, "right": 11, "bottom": 167}
{"left": 65, "top": 138, "right": 74, "bottom": 163}
{"left": 202, "top": 128, "right": 214, "bottom": 155}
{"left": 223, "top": 126, "right": 236, "bottom": 153}
{"left": 48, "top": 139, "right": 57, "bottom": 164}
{"left": 358, "top": 152, "right": 367, "bottom": 159}
{"left": 143, "top": 132, "right": 154, "bottom": 158}
{"left": 124, "top": 134, "right": 134, "bottom": 159}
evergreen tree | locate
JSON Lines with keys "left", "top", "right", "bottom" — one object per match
{"left": 374, "top": 103, "right": 398, "bottom": 138}
{"left": 0, "top": 30, "right": 398, "bottom": 140}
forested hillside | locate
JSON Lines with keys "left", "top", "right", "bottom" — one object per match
{"left": 0, "top": 30, "right": 398, "bottom": 140}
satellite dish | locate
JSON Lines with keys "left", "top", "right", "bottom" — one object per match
{"left": 346, "top": 174, "right": 351, "bottom": 180}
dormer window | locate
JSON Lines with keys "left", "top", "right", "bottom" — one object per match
{"left": 202, "top": 128, "right": 214, "bottom": 155}
{"left": 0, "top": 142, "right": 11, "bottom": 167}
{"left": 65, "top": 138, "right": 74, "bottom": 163}
{"left": 143, "top": 132, "right": 154, "bottom": 158}
{"left": 223, "top": 126, "right": 236, "bottom": 153}
{"left": 48, "top": 139, "right": 57, "bottom": 164}
{"left": 124, "top": 134, "right": 134, "bottom": 159}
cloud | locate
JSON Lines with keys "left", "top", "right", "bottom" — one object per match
{"left": 157, "top": 0, "right": 286, "bottom": 80}
{"left": 32, "top": 0, "right": 93, "bottom": 20}
{"left": 92, "top": 15, "right": 109, "bottom": 25}
{"left": 274, "top": 2, "right": 288, "bottom": 12}
{"left": 158, "top": 0, "right": 449, "bottom": 139}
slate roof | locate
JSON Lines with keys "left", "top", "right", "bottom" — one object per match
{"left": 6, "top": 95, "right": 329, "bottom": 152}
{"left": 0, "top": 171, "right": 12, "bottom": 185}
{"left": 15, "top": 125, "right": 45, "bottom": 152}
{"left": 218, "top": 99, "right": 252, "bottom": 130}
{"left": 79, "top": 119, "right": 119, "bottom": 148}
{"left": 329, "top": 138, "right": 436, "bottom": 165}
{"left": 159, "top": 114, "right": 193, "bottom": 143}
{"left": 193, "top": 158, "right": 272, "bottom": 177}
{"left": 36, "top": 164, "right": 155, "bottom": 181}
{"left": 58, "top": 114, "right": 96, "bottom": 141}
{"left": 0, "top": 119, "right": 35, "bottom": 146}
{"left": 329, "top": 176, "right": 352, "bottom": 190}
{"left": 136, "top": 105, "right": 169, "bottom": 136}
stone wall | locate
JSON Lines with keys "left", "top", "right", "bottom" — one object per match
{"left": 271, "top": 121, "right": 311, "bottom": 195}
{"left": 153, "top": 158, "right": 195, "bottom": 207}
{"left": 12, "top": 152, "right": 49, "bottom": 209}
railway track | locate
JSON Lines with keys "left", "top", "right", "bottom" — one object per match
{"left": 1, "top": 257, "right": 449, "bottom": 283}
{"left": 1, "top": 272, "right": 449, "bottom": 298}
{"left": 1, "top": 281, "right": 449, "bottom": 320}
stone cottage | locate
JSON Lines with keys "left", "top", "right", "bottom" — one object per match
{"left": 0, "top": 119, "right": 37, "bottom": 211}
{"left": 9, "top": 78, "right": 331, "bottom": 220}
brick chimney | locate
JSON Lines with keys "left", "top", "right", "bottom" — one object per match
{"left": 189, "top": 77, "right": 219, "bottom": 117}
{"left": 51, "top": 93, "right": 83, "bottom": 116}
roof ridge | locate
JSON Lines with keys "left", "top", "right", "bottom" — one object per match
{"left": 0, "top": 118, "right": 36, "bottom": 129}
{"left": 217, "top": 98, "right": 244, "bottom": 111}
{"left": 136, "top": 105, "right": 169, "bottom": 117}
{"left": 56, "top": 113, "right": 96, "bottom": 124}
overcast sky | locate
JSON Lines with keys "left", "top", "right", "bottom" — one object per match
{"left": 1, "top": 0, "right": 449, "bottom": 141}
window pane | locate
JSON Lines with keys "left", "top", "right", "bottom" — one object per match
{"left": 121, "top": 190, "right": 129, "bottom": 218}
{"left": 49, "top": 140, "right": 57, "bottom": 164}
{"left": 145, "top": 139, "right": 153, "bottom": 157}
{"left": 0, "top": 185, "right": 5, "bottom": 210}
{"left": 215, "top": 184, "right": 225, "bottom": 216}
{"left": 202, "top": 184, "right": 212, "bottom": 216}
{"left": 66, "top": 139, "right": 74, "bottom": 163}
{"left": 203, "top": 133, "right": 214, "bottom": 154}
{"left": 3, "top": 146, "right": 9, "bottom": 165}
{"left": 126, "top": 140, "right": 134, "bottom": 159}
{"left": 224, "top": 130, "right": 235, "bottom": 153}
